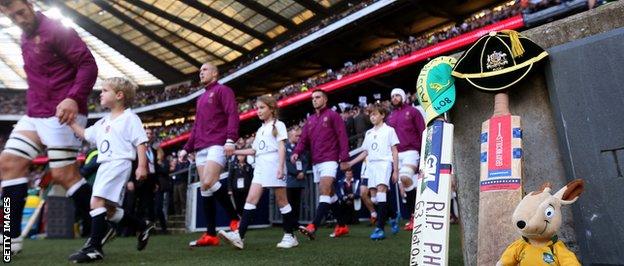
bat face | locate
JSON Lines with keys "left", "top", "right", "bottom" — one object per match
{"left": 477, "top": 114, "right": 523, "bottom": 266}
{"left": 411, "top": 120, "right": 454, "bottom": 265}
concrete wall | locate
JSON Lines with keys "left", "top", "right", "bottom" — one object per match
{"left": 451, "top": 2, "right": 624, "bottom": 265}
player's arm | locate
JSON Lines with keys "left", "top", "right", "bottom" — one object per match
{"left": 54, "top": 25, "right": 98, "bottom": 124}
{"left": 183, "top": 124, "right": 196, "bottom": 153}
{"left": 391, "top": 145, "right": 399, "bottom": 183}
{"left": 300, "top": 151, "right": 310, "bottom": 176}
{"left": 277, "top": 140, "right": 286, "bottom": 180}
{"left": 221, "top": 87, "right": 240, "bottom": 156}
{"left": 412, "top": 108, "right": 426, "bottom": 137}
{"left": 348, "top": 150, "right": 368, "bottom": 168}
{"left": 135, "top": 143, "right": 148, "bottom": 181}
{"left": 292, "top": 124, "right": 310, "bottom": 162}
{"left": 69, "top": 122, "right": 86, "bottom": 139}
{"left": 332, "top": 113, "right": 350, "bottom": 164}
{"left": 233, "top": 148, "right": 256, "bottom": 156}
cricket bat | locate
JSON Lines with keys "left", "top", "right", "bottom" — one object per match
{"left": 20, "top": 199, "right": 45, "bottom": 239}
{"left": 410, "top": 119, "right": 454, "bottom": 266}
{"left": 477, "top": 92, "right": 523, "bottom": 265}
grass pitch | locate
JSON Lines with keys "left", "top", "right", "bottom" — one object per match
{"left": 11, "top": 223, "right": 463, "bottom": 265}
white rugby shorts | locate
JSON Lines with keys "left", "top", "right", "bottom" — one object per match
{"left": 92, "top": 160, "right": 132, "bottom": 205}
{"left": 196, "top": 145, "right": 226, "bottom": 167}
{"left": 312, "top": 161, "right": 338, "bottom": 183}
{"left": 364, "top": 160, "right": 392, "bottom": 188}
{"left": 252, "top": 152, "right": 286, "bottom": 187}
{"left": 13, "top": 115, "right": 86, "bottom": 148}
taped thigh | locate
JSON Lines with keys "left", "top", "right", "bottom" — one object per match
{"left": 399, "top": 166, "right": 415, "bottom": 178}
{"left": 2, "top": 133, "right": 42, "bottom": 160}
{"left": 47, "top": 147, "right": 79, "bottom": 168}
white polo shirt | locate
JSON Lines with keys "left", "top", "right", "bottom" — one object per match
{"left": 84, "top": 108, "right": 148, "bottom": 163}
{"left": 362, "top": 123, "right": 400, "bottom": 162}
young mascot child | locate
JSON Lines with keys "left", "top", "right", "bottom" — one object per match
{"left": 219, "top": 95, "right": 299, "bottom": 249}
{"left": 349, "top": 104, "right": 400, "bottom": 240}
{"left": 68, "top": 77, "right": 154, "bottom": 263}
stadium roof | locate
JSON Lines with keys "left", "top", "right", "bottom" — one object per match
{"left": 0, "top": 0, "right": 510, "bottom": 93}
{"left": 0, "top": 0, "right": 349, "bottom": 89}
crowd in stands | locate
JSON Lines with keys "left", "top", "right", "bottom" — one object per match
{"left": 88, "top": 81, "right": 202, "bottom": 113}
{"left": 235, "top": 0, "right": 529, "bottom": 113}
{"left": 147, "top": 121, "right": 193, "bottom": 144}
{"left": 0, "top": 91, "right": 24, "bottom": 115}
{"left": 0, "top": 0, "right": 573, "bottom": 117}
{"left": 224, "top": 0, "right": 378, "bottom": 76}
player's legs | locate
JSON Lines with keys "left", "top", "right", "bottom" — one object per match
{"left": 219, "top": 183, "right": 262, "bottom": 250}
{"left": 399, "top": 151, "right": 419, "bottom": 230}
{"left": 399, "top": 165, "right": 417, "bottom": 208}
{"left": 312, "top": 176, "right": 334, "bottom": 228}
{"left": 201, "top": 149, "right": 239, "bottom": 221}
{"left": 51, "top": 163, "right": 93, "bottom": 237}
{"left": 300, "top": 162, "right": 337, "bottom": 240}
{"left": 370, "top": 184, "right": 389, "bottom": 240}
{"left": 97, "top": 160, "right": 149, "bottom": 247}
{"left": 286, "top": 187, "right": 303, "bottom": 227}
{"left": 274, "top": 187, "right": 298, "bottom": 248}
{"left": 83, "top": 197, "right": 108, "bottom": 251}
{"left": 234, "top": 183, "right": 263, "bottom": 239}
{"left": 189, "top": 160, "right": 218, "bottom": 247}
{"left": 44, "top": 115, "right": 93, "bottom": 237}
{"left": 197, "top": 162, "right": 219, "bottom": 237}
{"left": 374, "top": 185, "right": 389, "bottom": 230}
{"left": 69, "top": 196, "right": 107, "bottom": 263}
{"left": 274, "top": 187, "right": 296, "bottom": 234}
{"left": 0, "top": 130, "right": 41, "bottom": 254}
{"left": 359, "top": 186, "right": 377, "bottom": 224}
{"left": 199, "top": 161, "right": 221, "bottom": 191}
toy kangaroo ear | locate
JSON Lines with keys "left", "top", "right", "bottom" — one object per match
{"left": 528, "top": 182, "right": 551, "bottom": 196}
{"left": 554, "top": 179, "right": 584, "bottom": 204}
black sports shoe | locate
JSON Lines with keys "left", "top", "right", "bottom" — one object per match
{"left": 137, "top": 221, "right": 155, "bottom": 251}
{"left": 68, "top": 245, "right": 104, "bottom": 263}
{"left": 81, "top": 225, "right": 117, "bottom": 250}
{"left": 101, "top": 223, "right": 117, "bottom": 246}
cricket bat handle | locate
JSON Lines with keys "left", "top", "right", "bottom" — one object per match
{"left": 493, "top": 92, "right": 510, "bottom": 117}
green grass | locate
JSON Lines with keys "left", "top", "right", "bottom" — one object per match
{"left": 11, "top": 223, "right": 463, "bottom": 265}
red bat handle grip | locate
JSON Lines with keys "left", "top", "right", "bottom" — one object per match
{"left": 493, "top": 92, "right": 511, "bottom": 117}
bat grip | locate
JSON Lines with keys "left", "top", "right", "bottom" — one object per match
{"left": 493, "top": 92, "right": 510, "bottom": 116}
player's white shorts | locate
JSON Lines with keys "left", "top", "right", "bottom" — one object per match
{"left": 13, "top": 115, "right": 86, "bottom": 148}
{"left": 92, "top": 160, "right": 132, "bottom": 205}
{"left": 312, "top": 161, "right": 338, "bottom": 183}
{"left": 399, "top": 150, "right": 420, "bottom": 180}
{"left": 364, "top": 160, "right": 392, "bottom": 188}
{"left": 252, "top": 152, "right": 286, "bottom": 187}
{"left": 196, "top": 145, "right": 226, "bottom": 167}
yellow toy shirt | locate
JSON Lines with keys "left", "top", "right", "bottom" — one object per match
{"left": 499, "top": 237, "right": 581, "bottom": 266}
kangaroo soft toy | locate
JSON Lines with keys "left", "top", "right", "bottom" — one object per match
{"left": 497, "top": 179, "right": 584, "bottom": 266}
